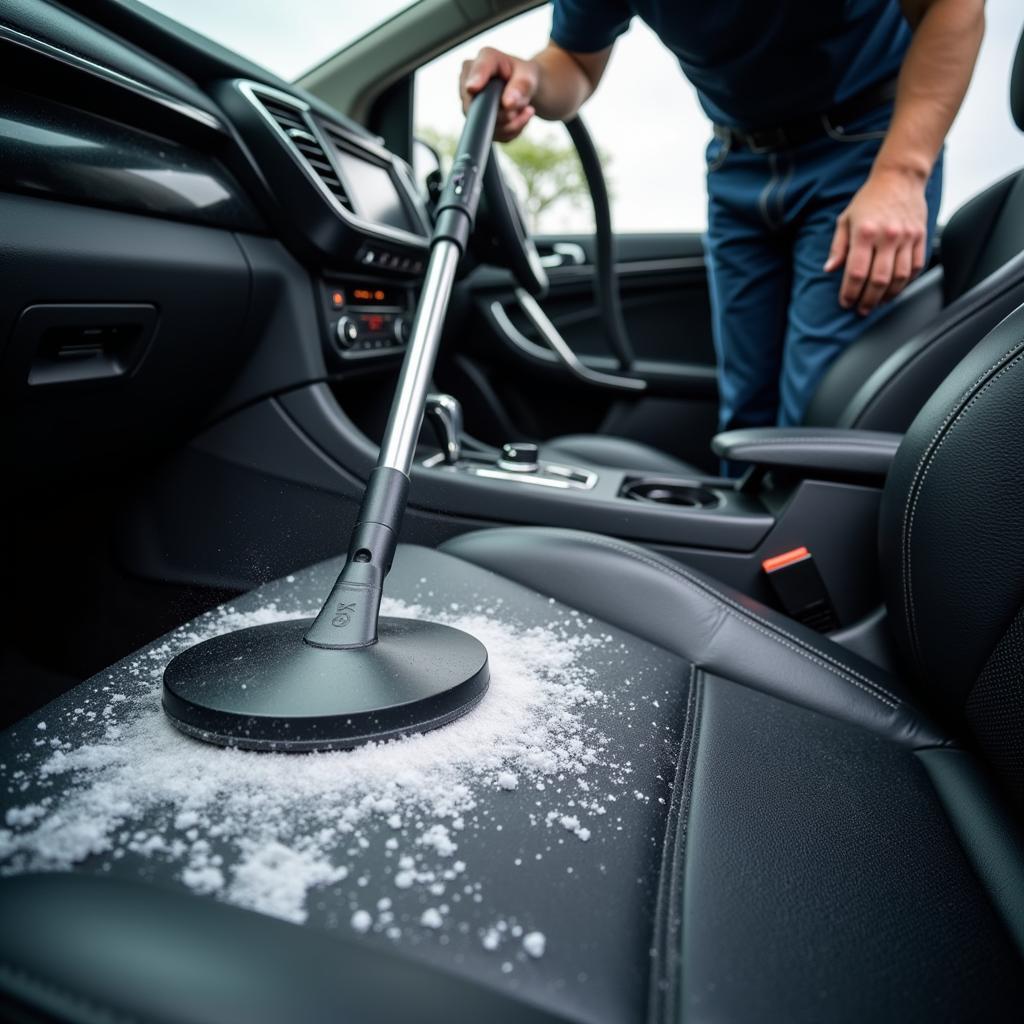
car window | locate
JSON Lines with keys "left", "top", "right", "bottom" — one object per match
{"left": 413, "top": 7, "right": 709, "bottom": 235}
{"left": 413, "top": 0, "right": 1024, "bottom": 234}
{"left": 132, "top": 0, "right": 417, "bottom": 80}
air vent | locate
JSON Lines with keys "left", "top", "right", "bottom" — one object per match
{"left": 257, "top": 93, "right": 352, "bottom": 211}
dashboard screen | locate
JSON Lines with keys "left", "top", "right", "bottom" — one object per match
{"left": 334, "top": 149, "right": 415, "bottom": 234}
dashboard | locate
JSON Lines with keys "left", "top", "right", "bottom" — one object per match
{"left": 219, "top": 79, "right": 429, "bottom": 363}
{"left": 0, "top": 2, "right": 433, "bottom": 477}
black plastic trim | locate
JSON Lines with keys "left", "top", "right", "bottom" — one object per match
{"left": 0, "top": 23, "right": 225, "bottom": 145}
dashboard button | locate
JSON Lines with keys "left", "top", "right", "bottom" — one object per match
{"left": 335, "top": 316, "right": 359, "bottom": 349}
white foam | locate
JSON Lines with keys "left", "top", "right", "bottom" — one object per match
{"left": 350, "top": 909, "right": 372, "bottom": 933}
{"left": 523, "top": 931, "right": 546, "bottom": 958}
{"left": 0, "top": 596, "right": 610, "bottom": 943}
{"left": 558, "top": 814, "right": 591, "bottom": 842}
{"left": 420, "top": 907, "right": 443, "bottom": 929}
{"left": 5, "top": 804, "right": 46, "bottom": 828}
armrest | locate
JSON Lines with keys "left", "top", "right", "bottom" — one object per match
{"left": 711, "top": 427, "right": 902, "bottom": 480}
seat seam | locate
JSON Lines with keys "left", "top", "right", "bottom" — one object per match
{"left": 902, "top": 344, "right": 1024, "bottom": 668}
{"left": 575, "top": 535, "right": 901, "bottom": 709}
{"left": 665, "top": 667, "right": 702, "bottom": 1024}
{"left": 647, "top": 664, "right": 699, "bottom": 1024}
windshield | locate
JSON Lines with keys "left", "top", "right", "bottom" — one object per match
{"left": 135, "top": 0, "right": 419, "bottom": 80}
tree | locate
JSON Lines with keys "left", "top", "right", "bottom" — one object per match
{"left": 502, "top": 133, "right": 593, "bottom": 232}
{"left": 418, "top": 125, "right": 604, "bottom": 233}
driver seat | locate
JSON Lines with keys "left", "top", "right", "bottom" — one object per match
{"left": 542, "top": 28, "right": 1024, "bottom": 476}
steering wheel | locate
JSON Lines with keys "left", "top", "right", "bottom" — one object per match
{"left": 479, "top": 148, "right": 549, "bottom": 297}
{"left": 473, "top": 121, "right": 646, "bottom": 391}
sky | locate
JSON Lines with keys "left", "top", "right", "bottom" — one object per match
{"left": 144, "top": 0, "right": 1024, "bottom": 232}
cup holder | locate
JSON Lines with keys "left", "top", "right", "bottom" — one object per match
{"left": 621, "top": 479, "right": 720, "bottom": 509}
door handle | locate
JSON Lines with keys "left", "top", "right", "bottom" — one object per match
{"left": 538, "top": 241, "right": 587, "bottom": 269}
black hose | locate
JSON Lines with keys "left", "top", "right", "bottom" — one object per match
{"left": 565, "top": 115, "right": 636, "bottom": 372}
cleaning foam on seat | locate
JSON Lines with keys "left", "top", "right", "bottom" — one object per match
{"left": 0, "top": 593, "right": 624, "bottom": 947}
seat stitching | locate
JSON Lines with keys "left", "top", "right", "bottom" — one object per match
{"left": 579, "top": 535, "right": 900, "bottom": 705}
{"left": 903, "top": 345, "right": 1024, "bottom": 667}
{"left": 899, "top": 338, "right": 1024, "bottom": 660}
{"left": 576, "top": 535, "right": 901, "bottom": 709}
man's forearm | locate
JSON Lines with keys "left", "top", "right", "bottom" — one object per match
{"left": 876, "top": 0, "right": 985, "bottom": 182}
{"left": 528, "top": 42, "right": 611, "bottom": 122}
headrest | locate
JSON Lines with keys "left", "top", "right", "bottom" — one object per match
{"left": 1013, "top": 22, "right": 1024, "bottom": 130}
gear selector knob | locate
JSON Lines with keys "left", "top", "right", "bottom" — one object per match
{"left": 425, "top": 393, "right": 463, "bottom": 465}
{"left": 498, "top": 442, "right": 540, "bottom": 473}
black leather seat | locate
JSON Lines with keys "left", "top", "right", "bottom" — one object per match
{"left": 3, "top": 308, "right": 1024, "bottom": 1019}
{"left": 543, "top": 26, "right": 1024, "bottom": 476}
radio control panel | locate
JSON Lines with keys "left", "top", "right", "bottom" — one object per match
{"left": 320, "top": 278, "right": 413, "bottom": 361}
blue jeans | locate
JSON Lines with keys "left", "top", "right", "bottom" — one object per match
{"left": 704, "top": 101, "right": 944, "bottom": 438}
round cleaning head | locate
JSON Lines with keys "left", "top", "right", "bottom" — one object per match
{"left": 162, "top": 617, "right": 489, "bottom": 751}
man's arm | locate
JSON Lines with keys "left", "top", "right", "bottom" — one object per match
{"left": 460, "top": 42, "right": 612, "bottom": 142}
{"left": 825, "top": 0, "right": 985, "bottom": 315}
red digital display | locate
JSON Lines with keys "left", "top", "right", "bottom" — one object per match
{"left": 356, "top": 312, "right": 393, "bottom": 337}
{"left": 350, "top": 287, "right": 394, "bottom": 307}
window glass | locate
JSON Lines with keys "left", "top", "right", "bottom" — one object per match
{"left": 414, "top": 8, "right": 708, "bottom": 234}
{"left": 133, "top": 0, "right": 416, "bottom": 80}
{"left": 414, "top": 1, "right": 1024, "bottom": 233}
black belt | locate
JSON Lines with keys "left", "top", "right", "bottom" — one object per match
{"left": 713, "top": 77, "right": 898, "bottom": 153}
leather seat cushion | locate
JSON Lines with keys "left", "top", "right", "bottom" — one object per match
{"left": 0, "top": 529, "right": 1020, "bottom": 1022}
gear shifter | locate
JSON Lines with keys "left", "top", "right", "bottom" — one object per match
{"left": 425, "top": 393, "right": 463, "bottom": 465}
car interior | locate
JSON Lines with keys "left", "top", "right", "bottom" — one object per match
{"left": 1, "top": 0, "right": 1024, "bottom": 1021}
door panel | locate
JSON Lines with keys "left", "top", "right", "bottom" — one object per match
{"left": 441, "top": 231, "right": 721, "bottom": 473}
{"left": 535, "top": 232, "right": 714, "bottom": 367}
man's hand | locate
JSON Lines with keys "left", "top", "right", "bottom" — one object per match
{"left": 459, "top": 42, "right": 611, "bottom": 141}
{"left": 823, "top": 0, "right": 983, "bottom": 317}
{"left": 460, "top": 47, "right": 539, "bottom": 142}
{"left": 824, "top": 168, "right": 929, "bottom": 316}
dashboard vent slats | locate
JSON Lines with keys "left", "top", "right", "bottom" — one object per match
{"left": 256, "top": 94, "right": 352, "bottom": 211}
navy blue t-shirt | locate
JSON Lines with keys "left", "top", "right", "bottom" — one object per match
{"left": 551, "top": 0, "right": 911, "bottom": 129}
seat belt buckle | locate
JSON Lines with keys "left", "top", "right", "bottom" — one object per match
{"left": 761, "top": 547, "right": 839, "bottom": 633}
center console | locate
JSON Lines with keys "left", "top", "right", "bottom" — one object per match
{"left": 406, "top": 396, "right": 898, "bottom": 640}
